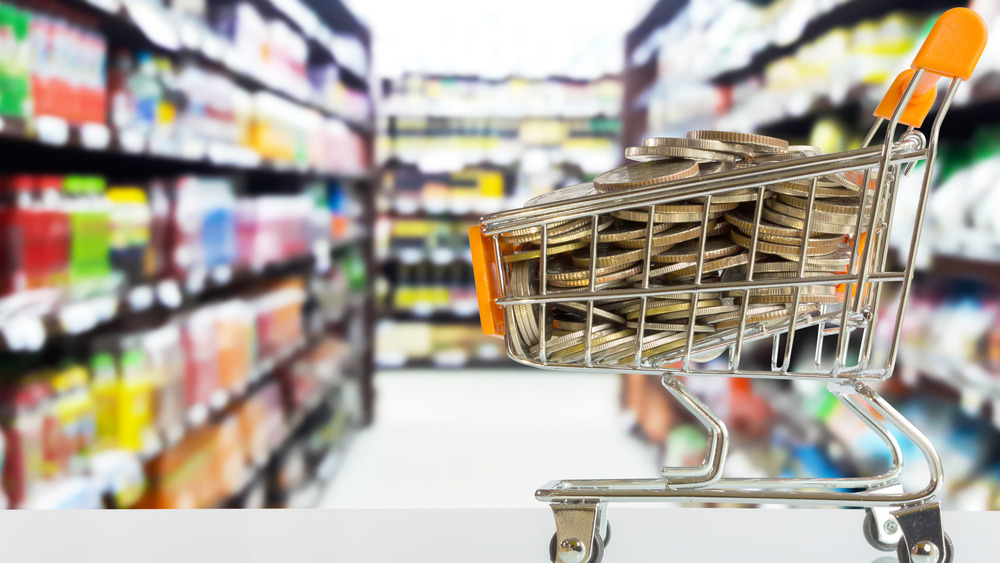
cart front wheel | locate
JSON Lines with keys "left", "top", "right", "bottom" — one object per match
{"left": 863, "top": 510, "right": 898, "bottom": 552}
{"left": 896, "top": 532, "right": 953, "bottom": 563}
{"left": 549, "top": 532, "right": 605, "bottom": 563}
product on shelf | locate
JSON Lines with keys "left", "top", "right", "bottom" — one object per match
{"left": 0, "top": 1, "right": 107, "bottom": 124}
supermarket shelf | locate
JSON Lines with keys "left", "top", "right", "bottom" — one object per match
{"left": 710, "top": 0, "right": 956, "bottom": 86}
{"left": 287, "top": 434, "right": 354, "bottom": 508}
{"left": 0, "top": 253, "right": 320, "bottom": 354}
{"left": 140, "top": 337, "right": 315, "bottom": 463}
{"left": 73, "top": 0, "right": 372, "bottom": 128}
{"left": 924, "top": 253, "right": 1000, "bottom": 287}
{"left": 0, "top": 116, "right": 372, "bottom": 181}
{"left": 219, "top": 384, "right": 344, "bottom": 508}
{"left": 898, "top": 347, "right": 1000, "bottom": 430}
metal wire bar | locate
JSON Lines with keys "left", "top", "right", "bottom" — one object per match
{"left": 482, "top": 144, "right": 927, "bottom": 236}
{"left": 633, "top": 205, "right": 658, "bottom": 365}
{"left": 887, "top": 77, "right": 962, "bottom": 374}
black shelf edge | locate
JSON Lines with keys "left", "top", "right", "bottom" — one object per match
{"left": 0, "top": 253, "right": 323, "bottom": 355}
{"left": 0, "top": 120, "right": 373, "bottom": 180}
{"left": 384, "top": 311, "right": 481, "bottom": 324}
{"left": 377, "top": 357, "right": 518, "bottom": 370}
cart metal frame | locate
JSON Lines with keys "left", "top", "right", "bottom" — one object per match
{"left": 471, "top": 9, "right": 987, "bottom": 563}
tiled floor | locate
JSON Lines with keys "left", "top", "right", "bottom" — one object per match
{"left": 320, "top": 369, "right": 658, "bottom": 508}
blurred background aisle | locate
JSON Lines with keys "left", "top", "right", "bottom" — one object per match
{"left": 0, "top": 0, "right": 998, "bottom": 515}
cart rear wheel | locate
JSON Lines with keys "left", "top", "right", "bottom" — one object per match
{"left": 896, "top": 532, "right": 953, "bottom": 563}
{"left": 549, "top": 532, "right": 605, "bottom": 563}
{"left": 863, "top": 510, "right": 897, "bottom": 552}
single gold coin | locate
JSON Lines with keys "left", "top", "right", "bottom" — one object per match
{"left": 732, "top": 228, "right": 845, "bottom": 249}
{"left": 766, "top": 181, "right": 861, "bottom": 199}
{"left": 570, "top": 243, "right": 647, "bottom": 269}
{"left": 546, "top": 255, "right": 638, "bottom": 282}
{"left": 652, "top": 303, "right": 741, "bottom": 321}
{"left": 744, "top": 259, "right": 846, "bottom": 273}
{"left": 741, "top": 293, "right": 844, "bottom": 305}
{"left": 725, "top": 208, "right": 819, "bottom": 239}
{"left": 765, "top": 198, "right": 868, "bottom": 227}
{"left": 657, "top": 252, "right": 750, "bottom": 281}
{"left": 761, "top": 208, "right": 859, "bottom": 235}
{"left": 729, "top": 229, "right": 845, "bottom": 258}
{"left": 702, "top": 304, "right": 786, "bottom": 325}
{"left": 708, "top": 188, "right": 759, "bottom": 203}
{"left": 612, "top": 208, "right": 727, "bottom": 224}
{"left": 625, "top": 321, "right": 714, "bottom": 332}
{"left": 593, "top": 160, "right": 699, "bottom": 193}
{"left": 501, "top": 218, "right": 585, "bottom": 240}
{"left": 774, "top": 193, "right": 871, "bottom": 217}
{"left": 614, "top": 221, "right": 720, "bottom": 249}
{"left": 686, "top": 130, "right": 789, "bottom": 152}
{"left": 502, "top": 240, "right": 591, "bottom": 263}
{"left": 653, "top": 200, "right": 740, "bottom": 214}
{"left": 596, "top": 220, "right": 672, "bottom": 243}
{"left": 651, "top": 238, "right": 739, "bottom": 263}
{"left": 643, "top": 137, "right": 778, "bottom": 158}
{"left": 625, "top": 145, "right": 739, "bottom": 163}
{"left": 625, "top": 298, "right": 723, "bottom": 321}
{"left": 548, "top": 264, "right": 643, "bottom": 288}
{"left": 715, "top": 305, "right": 820, "bottom": 329}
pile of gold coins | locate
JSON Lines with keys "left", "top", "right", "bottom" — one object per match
{"left": 496, "top": 131, "right": 874, "bottom": 366}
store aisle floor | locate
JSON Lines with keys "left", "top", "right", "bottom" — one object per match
{"left": 319, "top": 369, "right": 658, "bottom": 508}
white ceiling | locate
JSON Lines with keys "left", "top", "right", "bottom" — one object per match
{"left": 343, "top": 0, "right": 658, "bottom": 79}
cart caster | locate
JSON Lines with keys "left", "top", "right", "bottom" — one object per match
{"left": 549, "top": 532, "right": 604, "bottom": 563}
{"left": 896, "top": 532, "right": 952, "bottom": 563}
{"left": 863, "top": 509, "right": 899, "bottom": 552}
{"left": 548, "top": 503, "right": 607, "bottom": 563}
{"left": 892, "top": 503, "right": 952, "bottom": 563}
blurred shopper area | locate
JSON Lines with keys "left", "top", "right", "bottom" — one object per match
{"left": 0, "top": 0, "right": 999, "bottom": 518}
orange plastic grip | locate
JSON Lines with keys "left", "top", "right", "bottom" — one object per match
{"left": 873, "top": 8, "right": 988, "bottom": 127}
{"left": 469, "top": 225, "right": 505, "bottom": 337}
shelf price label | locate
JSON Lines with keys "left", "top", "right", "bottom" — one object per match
{"left": 80, "top": 124, "right": 111, "bottom": 150}
{"left": 36, "top": 116, "right": 69, "bottom": 146}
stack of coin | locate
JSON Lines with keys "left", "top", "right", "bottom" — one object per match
{"left": 495, "top": 131, "right": 868, "bottom": 366}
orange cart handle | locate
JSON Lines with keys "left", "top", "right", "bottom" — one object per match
{"left": 469, "top": 226, "right": 505, "bottom": 337}
{"left": 873, "top": 7, "right": 988, "bottom": 127}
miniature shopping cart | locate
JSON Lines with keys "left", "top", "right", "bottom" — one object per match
{"left": 469, "top": 9, "right": 987, "bottom": 563}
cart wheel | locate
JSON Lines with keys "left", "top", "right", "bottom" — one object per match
{"left": 896, "top": 532, "right": 953, "bottom": 563}
{"left": 863, "top": 510, "right": 897, "bottom": 552}
{"left": 549, "top": 532, "right": 605, "bottom": 563}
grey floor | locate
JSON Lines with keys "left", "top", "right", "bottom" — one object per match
{"left": 319, "top": 369, "right": 658, "bottom": 508}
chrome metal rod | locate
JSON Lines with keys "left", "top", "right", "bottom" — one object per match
{"left": 658, "top": 375, "right": 729, "bottom": 488}
{"left": 499, "top": 272, "right": 906, "bottom": 306}
{"left": 887, "top": 77, "right": 962, "bottom": 374}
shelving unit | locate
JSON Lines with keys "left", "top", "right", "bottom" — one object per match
{"left": 0, "top": 0, "right": 377, "bottom": 510}
{"left": 620, "top": 0, "right": 1000, "bottom": 511}
{"left": 374, "top": 74, "right": 622, "bottom": 369}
